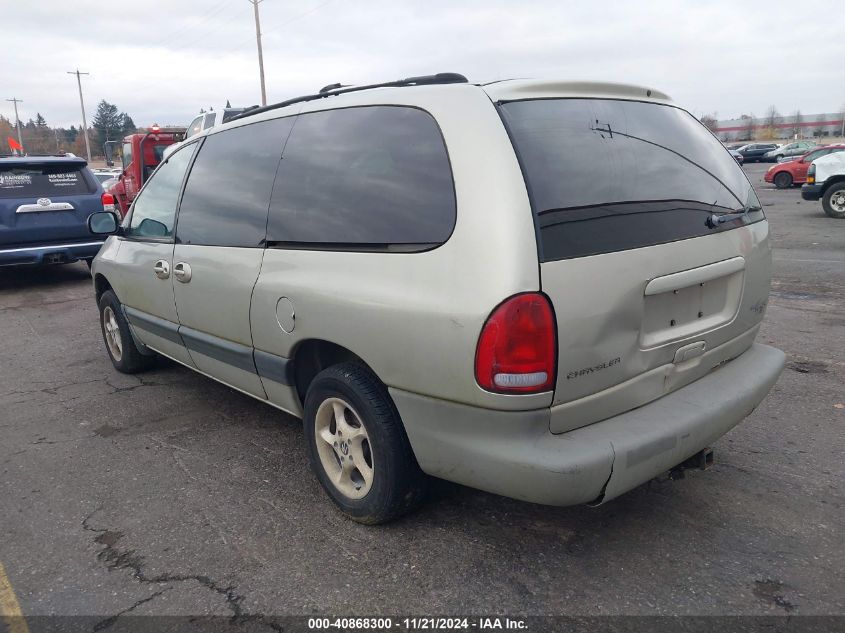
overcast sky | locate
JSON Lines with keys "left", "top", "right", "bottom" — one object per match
{"left": 3, "top": 0, "right": 843, "bottom": 129}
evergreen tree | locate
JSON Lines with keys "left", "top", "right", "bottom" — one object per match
{"left": 92, "top": 100, "right": 123, "bottom": 144}
{"left": 121, "top": 114, "right": 137, "bottom": 135}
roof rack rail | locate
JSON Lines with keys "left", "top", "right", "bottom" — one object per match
{"left": 230, "top": 72, "right": 468, "bottom": 122}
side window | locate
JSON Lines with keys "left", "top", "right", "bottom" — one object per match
{"left": 126, "top": 144, "right": 196, "bottom": 240}
{"left": 175, "top": 117, "right": 294, "bottom": 247}
{"left": 267, "top": 106, "right": 455, "bottom": 249}
{"left": 121, "top": 143, "right": 132, "bottom": 171}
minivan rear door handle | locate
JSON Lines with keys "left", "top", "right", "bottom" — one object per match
{"left": 153, "top": 259, "right": 170, "bottom": 279}
{"left": 173, "top": 262, "right": 192, "bottom": 283}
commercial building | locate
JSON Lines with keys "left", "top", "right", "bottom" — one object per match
{"left": 714, "top": 112, "right": 844, "bottom": 141}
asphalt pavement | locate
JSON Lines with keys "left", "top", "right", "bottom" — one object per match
{"left": 0, "top": 162, "right": 843, "bottom": 626}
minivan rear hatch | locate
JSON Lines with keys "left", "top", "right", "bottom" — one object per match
{"left": 497, "top": 94, "right": 771, "bottom": 433}
{"left": 0, "top": 158, "right": 101, "bottom": 247}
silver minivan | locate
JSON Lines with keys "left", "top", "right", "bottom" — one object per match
{"left": 89, "top": 74, "right": 785, "bottom": 523}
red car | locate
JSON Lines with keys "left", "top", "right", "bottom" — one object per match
{"left": 764, "top": 145, "right": 845, "bottom": 189}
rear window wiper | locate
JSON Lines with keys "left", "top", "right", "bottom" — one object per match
{"left": 706, "top": 203, "right": 761, "bottom": 228}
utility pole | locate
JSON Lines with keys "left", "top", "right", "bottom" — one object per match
{"left": 67, "top": 69, "right": 92, "bottom": 163}
{"left": 249, "top": 0, "right": 267, "bottom": 106}
{"left": 5, "top": 97, "right": 24, "bottom": 152}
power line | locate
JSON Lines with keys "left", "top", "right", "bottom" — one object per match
{"left": 147, "top": 0, "right": 234, "bottom": 48}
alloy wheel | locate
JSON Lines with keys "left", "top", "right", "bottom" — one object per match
{"left": 314, "top": 397, "right": 374, "bottom": 499}
{"left": 102, "top": 306, "right": 123, "bottom": 361}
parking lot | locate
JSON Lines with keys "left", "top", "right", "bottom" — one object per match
{"left": 1, "top": 162, "right": 843, "bottom": 624}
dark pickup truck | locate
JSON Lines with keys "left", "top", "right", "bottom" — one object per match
{"left": 0, "top": 155, "right": 114, "bottom": 267}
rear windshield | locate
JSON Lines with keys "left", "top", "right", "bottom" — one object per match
{"left": 499, "top": 99, "right": 762, "bottom": 261}
{"left": 0, "top": 164, "right": 93, "bottom": 199}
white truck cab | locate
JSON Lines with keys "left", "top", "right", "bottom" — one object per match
{"left": 801, "top": 151, "right": 845, "bottom": 218}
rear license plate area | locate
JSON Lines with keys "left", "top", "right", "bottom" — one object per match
{"left": 641, "top": 260, "right": 745, "bottom": 348}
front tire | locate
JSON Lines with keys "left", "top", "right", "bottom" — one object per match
{"left": 822, "top": 183, "right": 845, "bottom": 219}
{"left": 303, "top": 362, "right": 427, "bottom": 524}
{"left": 98, "top": 290, "right": 156, "bottom": 373}
{"left": 773, "top": 171, "right": 793, "bottom": 189}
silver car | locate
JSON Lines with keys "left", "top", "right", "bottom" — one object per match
{"left": 88, "top": 74, "right": 785, "bottom": 523}
{"left": 764, "top": 140, "right": 817, "bottom": 162}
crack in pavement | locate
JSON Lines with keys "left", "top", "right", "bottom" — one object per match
{"left": 82, "top": 509, "right": 280, "bottom": 629}
{"left": 93, "top": 588, "right": 169, "bottom": 631}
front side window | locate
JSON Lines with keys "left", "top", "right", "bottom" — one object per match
{"left": 267, "top": 106, "right": 455, "bottom": 250}
{"left": 126, "top": 144, "right": 196, "bottom": 239}
{"left": 175, "top": 117, "right": 294, "bottom": 247}
{"left": 499, "top": 98, "right": 762, "bottom": 261}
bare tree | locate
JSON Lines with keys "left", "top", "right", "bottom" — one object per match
{"left": 766, "top": 105, "right": 780, "bottom": 138}
{"left": 840, "top": 102, "right": 845, "bottom": 139}
{"left": 791, "top": 110, "right": 803, "bottom": 138}
{"left": 741, "top": 114, "right": 756, "bottom": 141}
{"left": 700, "top": 112, "right": 719, "bottom": 133}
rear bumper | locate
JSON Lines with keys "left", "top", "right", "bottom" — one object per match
{"left": 801, "top": 183, "right": 823, "bottom": 201}
{"left": 0, "top": 240, "right": 104, "bottom": 266}
{"left": 392, "top": 343, "right": 785, "bottom": 506}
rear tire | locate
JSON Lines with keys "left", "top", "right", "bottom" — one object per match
{"left": 98, "top": 290, "right": 156, "bottom": 373}
{"left": 773, "top": 171, "right": 793, "bottom": 189}
{"left": 821, "top": 183, "right": 845, "bottom": 219}
{"left": 303, "top": 362, "right": 428, "bottom": 524}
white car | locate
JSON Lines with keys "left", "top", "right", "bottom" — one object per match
{"left": 165, "top": 106, "right": 255, "bottom": 160}
{"left": 91, "top": 168, "right": 122, "bottom": 184}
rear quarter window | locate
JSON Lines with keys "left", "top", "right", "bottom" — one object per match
{"left": 0, "top": 163, "right": 94, "bottom": 198}
{"left": 266, "top": 105, "right": 455, "bottom": 251}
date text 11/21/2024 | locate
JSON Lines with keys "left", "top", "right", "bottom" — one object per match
{"left": 307, "top": 617, "right": 528, "bottom": 630}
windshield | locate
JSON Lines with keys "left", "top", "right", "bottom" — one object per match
{"left": 499, "top": 98, "right": 762, "bottom": 261}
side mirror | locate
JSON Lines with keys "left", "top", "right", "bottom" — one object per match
{"left": 137, "top": 218, "right": 169, "bottom": 237}
{"left": 88, "top": 211, "right": 120, "bottom": 235}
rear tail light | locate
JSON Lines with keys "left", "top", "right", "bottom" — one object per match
{"left": 475, "top": 292, "right": 557, "bottom": 394}
{"left": 101, "top": 192, "right": 115, "bottom": 213}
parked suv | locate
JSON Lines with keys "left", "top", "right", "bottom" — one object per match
{"left": 89, "top": 75, "right": 785, "bottom": 523}
{"left": 801, "top": 151, "right": 845, "bottom": 218}
{"left": 1, "top": 155, "right": 115, "bottom": 266}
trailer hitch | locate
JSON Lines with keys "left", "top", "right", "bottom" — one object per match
{"left": 668, "top": 447, "right": 714, "bottom": 480}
